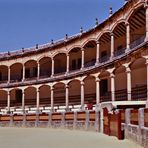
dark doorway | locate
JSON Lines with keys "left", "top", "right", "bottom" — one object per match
{"left": 100, "top": 79, "right": 108, "bottom": 96}
{"left": 16, "top": 89, "right": 22, "bottom": 103}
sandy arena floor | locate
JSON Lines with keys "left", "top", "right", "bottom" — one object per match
{"left": 0, "top": 127, "right": 142, "bottom": 148}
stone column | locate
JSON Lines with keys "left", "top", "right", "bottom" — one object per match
{"left": 51, "top": 58, "right": 54, "bottom": 76}
{"left": 22, "top": 90, "right": 25, "bottom": 113}
{"left": 81, "top": 48, "right": 85, "bottom": 69}
{"left": 126, "top": 66, "right": 132, "bottom": 101}
{"left": 110, "top": 73, "right": 115, "bottom": 101}
{"left": 22, "top": 63, "right": 25, "bottom": 82}
{"left": 65, "top": 84, "right": 69, "bottom": 110}
{"left": 96, "top": 77, "right": 100, "bottom": 106}
{"left": 145, "top": 3, "right": 148, "bottom": 40}
{"left": 110, "top": 33, "right": 114, "bottom": 59}
{"left": 51, "top": 86, "right": 54, "bottom": 111}
{"left": 37, "top": 62, "right": 40, "bottom": 79}
{"left": 81, "top": 80, "right": 85, "bottom": 110}
{"left": 7, "top": 91, "right": 10, "bottom": 113}
{"left": 8, "top": 66, "right": 10, "bottom": 83}
{"left": 36, "top": 88, "right": 40, "bottom": 113}
{"left": 96, "top": 41, "right": 100, "bottom": 65}
{"left": 66, "top": 54, "right": 70, "bottom": 73}
{"left": 126, "top": 22, "right": 130, "bottom": 50}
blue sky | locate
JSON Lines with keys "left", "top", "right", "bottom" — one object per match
{"left": 0, "top": 0, "right": 123, "bottom": 52}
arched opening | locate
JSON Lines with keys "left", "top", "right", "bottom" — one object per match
{"left": 54, "top": 53, "right": 66, "bottom": 75}
{"left": 54, "top": 83, "right": 65, "bottom": 106}
{"left": 129, "top": 6, "right": 146, "bottom": 48}
{"left": 99, "top": 71, "right": 111, "bottom": 102}
{"left": 25, "top": 87, "right": 37, "bottom": 106}
{"left": 69, "top": 47, "right": 81, "bottom": 71}
{"left": 0, "top": 90, "right": 7, "bottom": 107}
{"left": 130, "top": 57, "right": 147, "bottom": 100}
{"left": 83, "top": 41, "right": 96, "bottom": 67}
{"left": 0, "top": 65, "right": 8, "bottom": 83}
{"left": 113, "top": 22, "right": 126, "bottom": 56}
{"left": 10, "top": 63, "right": 23, "bottom": 82}
{"left": 114, "top": 66, "right": 127, "bottom": 101}
{"left": 39, "top": 85, "right": 51, "bottom": 106}
{"left": 69, "top": 80, "right": 81, "bottom": 105}
{"left": 39, "top": 57, "right": 52, "bottom": 78}
{"left": 99, "top": 32, "right": 111, "bottom": 63}
{"left": 25, "top": 60, "right": 37, "bottom": 79}
{"left": 10, "top": 89, "right": 22, "bottom": 107}
{"left": 84, "top": 76, "right": 96, "bottom": 108}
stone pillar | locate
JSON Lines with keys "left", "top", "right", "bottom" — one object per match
{"left": 110, "top": 73, "right": 115, "bottom": 101}
{"left": 126, "top": 22, "right": 130, "bottom": 50}
{"left": 100, "top": 108, "right": 104, "bottom": 133}
{"left": 37, "top": 62, "right": 40, "bottom": 79}
{"left": 110, "top": 33, "right": 114, "bottom": 59}
{"left": 22, "top": 63, "right": 25, "bottom": 82}
{"left": 81, "top": 81, "right": 85, "bottom": 110}
{"left": 65, "top": 84, "right": 69, "bottom": 110}
{"left": 7, "top": 91, "right": 10, "bottom": 113}
{"left": 66, "top": 54, "right": 70, "bottom": 73}
{"left": 81, "top": 48, "right": 85, "bottom": 69}
{"left": 146, "top": 61, "right": 148, "bottom": 101}
{"left": 96, "top": 77, "right": 100, "bottom": 106}
{"left": 22, "top": 90, "right": 25, "bottom": 113}
{"left": 51, "top": 86, "right": 54, "bottom": 111}
{"left": 36, "top": 88, "right": 40, "bottom": 113}
{"left": 145, "top": 3, "right": 148, "bottom": 40}
{"left": 96, "top": 41, "right": 100, "bottom": 65}
{"left": 126, "top": 66, "right": 132, "bottom": 101}
{"left": 8, "top": 66, "right": 10, "bottom": 83}
{"left": 51, "top": 58, "right": 54, "bottom": 76}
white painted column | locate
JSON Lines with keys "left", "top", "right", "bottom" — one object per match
{"left": 111, "top": 33, "right": 114, "bottom": 59}
{"left": 126, "top": 22, "right": 130, "bottom": 50}
{"left": 96, "top": 41, "right": 100, "bottom": 65}
{"left": 37, "top": 62, "right": 40, "bottom": 79}
{"left": 110, "top": 73, "right": 115, "bottom": 101}
{"left": 81, "top": 48, "right": 85, "bottom": 69}
{"left": 8, "top": 66, "right": 10, "bottom": 83}
{"left": 22, "top": 89, "right": 25, "bottom": 113}
{"left": 96, "top": 77, "right": 100, "bottom": 106}
{"left": 51, "top": 86, "right": 54, "bottom": 111}
{"left": 65, "top": 84, "right": 69, "bottom": 110}
{"left": 22, "top": 63, "right": 25, "bottom": 82}
{"left": 51, "top": 58, "right": 54, "bottom": 76}
{"left": 126, "top": 66, "right": 132, "bottom": 101}
{"left": 7, "top": 91, "right": 10, "bottom": 113}
{"left": 36, "top": 88, "right": 40, "bottom": 112}
{"left": 81, "top": 81, "right": 85, "bottom": 110}
{"left": 66, "top": 54, "right": 70, "bottom": 73}
{"left": 145, "top": 3, "right": 148, "bottom": 40}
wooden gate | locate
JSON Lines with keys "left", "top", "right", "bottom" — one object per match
{"left": 103, "top": 108, "right": 110, "bottom": 135}
{"left": 103, "top": 108, "right": 123, "bottom": 140}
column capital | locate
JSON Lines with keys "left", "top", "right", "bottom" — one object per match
{"left": 50, "top": 86, "right": 54, "bottom": 90}
{"left": 65, "top": 84, "right": 69, "bottom": 88}
{"left": 96, "top": 77, "right": 100, "bottom": 82}
{"left": 96, "top": 40, "right": 100, "bottom": 45}
{"left": 66, "top": 53, "right": 69, "bottom": 57}
{"left": 81, "top": 48, "right": 85, "bottom": 51}
{"left": 80, "top": 81, "right": 85, "bottom": 86}
{"left": 110, "top": 73, "right": 115, "bottom": 78}
{"left": 7, "top": 91, "right": 10, "bottom": 95}
{"left": 125, "top": 22, "right": 130, "bottom": 26}
{"left": 110, "top": 32, "right": 114, "bottom": 36}
{"left": 144, "top": 1, "right": 148, "bottom": 9}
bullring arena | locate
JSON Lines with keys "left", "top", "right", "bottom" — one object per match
{"left": 0, "top": 0, "right": 148, "bottom": 147}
